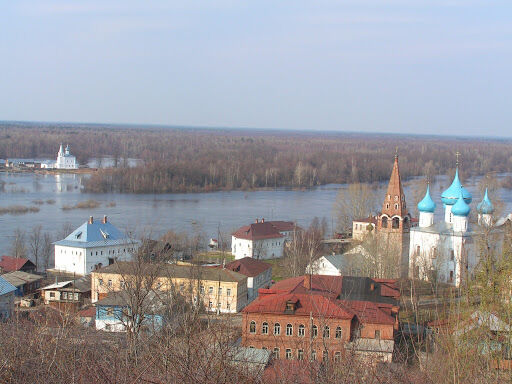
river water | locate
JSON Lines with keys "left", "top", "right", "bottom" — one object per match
{"left": 0, "top": 172, "right": 511, "bottom": 253}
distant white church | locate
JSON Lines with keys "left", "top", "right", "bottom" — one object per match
{"left": 409, "top": 158, "right": 507, "bottom": 287}
{"left": 41, "top": 144, "right": 78, "bottom": 169}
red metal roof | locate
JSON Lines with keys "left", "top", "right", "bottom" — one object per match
{"left": 340, "top": 300, "right": 396, "bottom": 325}
{"left": 232, "top": 222, "right": 284, "bottom": 240}
{"left": 224, "top": 257, "right": 272, "bottom": 277}
{"left": 0, "top": 256, "right": 34, "bottom": 272}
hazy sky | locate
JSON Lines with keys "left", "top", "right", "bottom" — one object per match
{"left": 1, "top": 1, "right": 511, "bottom": 136}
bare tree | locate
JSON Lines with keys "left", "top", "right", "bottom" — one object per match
{"left": 29, "top": 225, "right": 43, "bottom": 271}
{"left": 10, "top": 228, "right": 27, "bottom": 259}
{"left": 41, "top": 232, "right": 54, "bottom": 271}
{"left": 334, "top": 183, "right": 377, "bottom": 233}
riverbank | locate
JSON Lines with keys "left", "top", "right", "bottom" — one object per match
{"left": 0, "top": 168, "right": 98, "bottom": 175}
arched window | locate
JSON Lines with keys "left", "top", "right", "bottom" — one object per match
{"left": 273, "top": 348, "right": 279, "bottom": 359}
{"left": 335, "top": 326, "right": 342, "bottom": 339}
{"left": 381, "top": 217, "right": 388, "bottom": 228}
{"left": 298, "top": 324, "right": 305, "bottom": 337}
{"left": 323, "top": 326, "right": 330, "bottom": 338}
{"left": 249, "top": 321, "right": 256, "bottom": 334}
{"left": 274, "top": 323, "right": 281, "bottom": 335}
{"left": 285, "top": 349, "right": 292, "bottom": 360}
{"left": 312, "top": 325, "right": 318, "bottom": 338}
{"left": 394, "top": 204, "right": 399, "bottom": 210}
{"left": 403, "top": 216, "right": 410, "bottom": 229}
{"left": 262, "top": 322, "right": 268, "bottom": 335}
{"left": 286, "top": 324, "right": 293, "bottom": 336}
{"left": 392, "top": 217, "right": 400, "bottom": 228}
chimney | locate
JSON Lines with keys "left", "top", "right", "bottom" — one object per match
{"left": 102, "top": 215, "right": 107, "bottom": 224}
{"left": 261, "top": 218, "right": 265, "bottom": 223}
{"left": 304, "top": 274, "right": 312, "bottom": 290}
{"left": 89, "top": 216, "right": 94, "bottom": 224}
{"left": 256, "top": 219, "right": 259, "bottom": 223}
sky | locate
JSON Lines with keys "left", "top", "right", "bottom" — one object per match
{"left": 1, "top": 1, "right": 511, "bottom": 136}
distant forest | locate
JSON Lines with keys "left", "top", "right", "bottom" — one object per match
{"left": 1, "top": 122, "right": 511, "bottom": 193}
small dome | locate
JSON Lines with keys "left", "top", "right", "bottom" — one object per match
{"left": 451, "top": 188, "right": 471, "bottom": 217}
{"left": 477, "top": 188, "right": 494, "bottom": 214}
{"left": 441, "top": 168, "right": 472, "bottom": 205}
{"left": 418, "top": 185, "right": 436, "bottom": 213}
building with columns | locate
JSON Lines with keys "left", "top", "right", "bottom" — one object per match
{"left": 409, "top": 160, "right": 505, "bottom": 287}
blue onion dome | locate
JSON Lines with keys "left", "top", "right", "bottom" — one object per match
{"left": 418, "top": 184, "right": 436, "bottom": 213}
{"left": 441, "top": 168, "right": 472, "bottom": 205}
{"left": 477, "top": 188, "right": 494, "bottom": 214}
{"left": 451, "top": 188, "right": 471, "bottom": 217}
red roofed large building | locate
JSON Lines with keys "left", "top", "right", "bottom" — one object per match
{"left": 231, "top": 219, "right": 299, "bottom": 260}
{"left": 242, "top": 274, "right": 400, "bottom": 363}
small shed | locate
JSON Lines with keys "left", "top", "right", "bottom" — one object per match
{"left": 0, "top": 256, "right": 37, "bottom": 274}
{"left": 1, "top": 271, "right": 43, "bottom": 297}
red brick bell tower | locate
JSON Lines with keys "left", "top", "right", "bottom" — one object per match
{"left": 377, "top": 152, "right": 411, "bottom": 277}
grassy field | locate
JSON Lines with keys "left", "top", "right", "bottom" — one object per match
{"left": 264, "top": 258, "right": 288, "bottom": 282}
{"left": 194, "top": 251, "right": 235, "bottom": 264}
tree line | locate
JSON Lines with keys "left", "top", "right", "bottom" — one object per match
{"left": 1, "top": 122, "right": 512, "bottom": 193}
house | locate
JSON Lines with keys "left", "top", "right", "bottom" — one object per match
{"left": 91, "top": 261, "right": 248, "bottom": 313}
{"left": 95, "top": 290, "right": 164, "bottom": 332}
{"left": 39, "top": 275, "right": 91, "bottom": 312}
{"left": 1, "top": 271, "right": 43, "bottom": 296}
{"left": 409, "top": 158, "right": 507, "bottom": 287}
{"left": 0, "top": 256, "right": 37, "bottom": 274}
{"left": 78, "top": 306, "right": 96, "bottom": 327}
{"left": 224, "top": 257, "right": 272, "bottom": 302}
{"left": 352, "top": 216, "right": 378, "bottom": 241}
{"left": 231, "top": 219, "right": 298, "bottom": 260}
{"left": 306, "top": 246, "right": 371, "bottom": 277}
{"left": 241, "top": 274, "right": 400, "bottom": 363}
{"left": 0, "top": 276, "right": 17, "bottom": 320}
{"left": 53, "top": 215, "right": 138, "bottom": 276}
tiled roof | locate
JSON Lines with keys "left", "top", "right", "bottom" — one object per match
{"left": 232, "top": 222, "right": 284, "bottom": 241}
{"left": 0, "top": 276, "right": 17, "bottom": 296}
{"left": 54, "top": 217, "right": 136, "bottom": 248}
{"left": 340, "top": 300, "right": 396, "bottom": 325}
{"left": 93, "top": 261, "right": 247, "bottom": 283}
{"left": 243, "top": 292, "right": 354, "bottom": 320}
{"left": 224, "top": 257, "right": 272, "bottom": 277}
{"left": 0, "top": 256, "right": 35, "bottom": 272}
{"left": 267, "top": 221, "right": 296, "bottom": 232}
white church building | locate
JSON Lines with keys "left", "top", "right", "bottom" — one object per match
{"left": 53, "top": 216, "right": 138, "bottom": 275}
{"left": 409, "top": 164, "right": 504, "bottom": 287}
{"left": 41, "top": 144, "right": 78, "bottom": 169}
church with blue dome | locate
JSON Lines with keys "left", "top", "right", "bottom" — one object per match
{"left": 408, "top": 155, "right": 504, "bottom": 287}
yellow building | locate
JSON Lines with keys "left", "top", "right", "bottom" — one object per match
{"left": 91, "top": 262, "right": 248, "bottom": 313}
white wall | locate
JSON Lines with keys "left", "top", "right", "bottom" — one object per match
{"left": 231, "top": 236, "right": 283, "bottom": 260}
{"left": 55, "top": 244, "right": 135, "bottom": 275}
{"left": 308, "top": 256, "right": 341, "bottom": 276}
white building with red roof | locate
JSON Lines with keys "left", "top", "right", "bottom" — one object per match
{"left": 231, "top": 219, "right": 298, "bottom": 260}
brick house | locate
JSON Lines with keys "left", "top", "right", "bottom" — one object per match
{"left": 242, "top": 275, "right": 400, "bottom": 363}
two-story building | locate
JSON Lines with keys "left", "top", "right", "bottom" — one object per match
{"left": 224, "top": 257, "right": 272, "bottom": 302}
{"left": 53, "top": 216, "right": 138, "bottom": 276}
{"left": 39, "top": 275, "right": 91, "bottom": 312}
{"left": 231, "top": 219, "right": 298, "bottom": 260}
{"left": 242, "top": 275, "right": 400, "bottom": 363}
{"left": 91, "top": 262, "right": 248, "bottom": 313}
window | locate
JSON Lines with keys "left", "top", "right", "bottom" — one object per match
{"left": 312, "top": 325, "right": 318, "bottom": 338}
{"left": 49, "top": 292, "right": 55, "bottom": 298}
{"left": 262, "top": 322, "right": 269, "bottom": 335}
{"left": 298, "top": 324, "right": 305, "bottom": 337}
{"left": 286, "top": 323, "right": 293, "bottom": 336}
{"left": 74, "top": 293, "right": 79, "bottom": 300}
{"left": 285, "top": 349, "right": 292, "bottom": 360}
{"left": 450, "top": 250, "right": 455, "bottom": 261}
{"left": 334, "top": 351, "right": 341, "bottom": 362}
{"left": 273, "top": 348, "right": 280, "bottom": 359}
{"left": 226, "top": 288, "right": 231, "bottom": 297}
{"left": 226, "top": 303, "right": 230, "bottom": 311}
{"left": 394, "top": 195, "right": 398, "bottom": 201}
{"left": 335, "top": 326, "right": 342, "bottom": 339}
{"left": 200, "top": 286, "right": 205, "bottom": 294}
{"left": 311, "top": 350, "right": 317, "bottom": 361}
{"left": 120, "top": 280, "right": 125, "bottom": 289}
{"left": 375, "top": 330, "right": 380, "bottom": 339}
{"left": 249, "top": 321, "right": 256, "bottom": 333}
{"left": 298, "top": 349, "right": 304, "bottom": 360}
{"left": 274, "top": 323, "right": 281, "bottom": 335}
{"left": 108, "top": 280, "right": 112, "bottom": 287}
{"left": 97, "top": 278, "right": 103, "bottom": 286}
{"left": 394, "top": 204, "right": 399, "bottom": 210}
{"left": 323, "top": 326, "right": 330, "bottom": 338}
{"left": 208, "top": 286, "right": 213, "bottom": 294}
{"left": 382, "top": 217, "right": 388, "bottom": 228}
{"left": 106, "top": 307, "right": 114, "bottom": 317}
{"left": 323, "top": 350, "right": 329, "bottom": 362}
{"left": 208, "top": 301, "right": 213, "bottom": 308}
{"left": 62, "top": 292, "right": 67, "bottom": 300}
{"left": 416, "top": 245, "right": 420, "bottom": 255}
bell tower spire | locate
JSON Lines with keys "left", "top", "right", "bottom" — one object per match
{"left": 380, "top": 152, "right": 408, "bottom": 218}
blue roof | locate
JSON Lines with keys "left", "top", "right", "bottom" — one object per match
{"left": 417, "top": 185, "right": 436, "bottom": 213}
{"left": 0, "top": 276, "right": 17, "bottom": 296}
{"left": 441, "top": 168, "right": 472, "bottom": 205}
{"left": 477, "top": 188, "right": 494, "bottom": 214}
{"left": 54, "top": 219, "right": 134, "bottom": 248}
{"left": 452, "top": 188, "right": 471, "bottom": 217}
